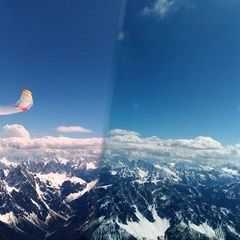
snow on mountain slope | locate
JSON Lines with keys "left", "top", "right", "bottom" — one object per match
{"left": 117, "top": 206, "right": 170, "bottom": 240}
{"left": 221, "top": 167, "right": 238, "bottom": 176}
{"left": 0, "top": 212, "right": 18, "bottom": 226}
{"left": 1, "top": 157, "right": 240, "bottom": 240}
{"left": 189, "top": 222, "right": 217, "bottom": 238}
{"left": 36, "top": 172, "right": 86, "bottom": 189}
{"left": 65, "top": 179, "right": 98, "bottom": 202}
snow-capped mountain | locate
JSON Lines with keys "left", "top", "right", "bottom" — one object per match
{"left": 1, "top": 155, "right": 240, "bottom": 239}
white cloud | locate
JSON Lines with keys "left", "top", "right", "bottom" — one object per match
{"left": 105, "top": 129, "right": 239, "bottom": 165}
{"left": 1, "top": 124, "right": 239, "bottom": 166}
{"left": 109, "top": 129, "right": 140, "bottom": 136}
{"left": 56, "top": 125, "right": 92, "bottom": 134}
{"left": 142, "top": 0, "right": 178, "bottom": 19}
{"left": 2, "top": 124, "right": 30, "bottom": 139}
{"left": 0, "top": 124, "right": 102, "bottom": 162}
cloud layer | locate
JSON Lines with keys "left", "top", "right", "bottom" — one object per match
{"left": 56, "top": 125, "right": 92, "bottom": 133}
{"left": 0, "top": 124, "right": 101, "bottom": 162}
{"left": 0, "top": 125, "right": 239, "bottom": 166}
{"left": 105, "top": 129, "right": 240, "bottom": 165}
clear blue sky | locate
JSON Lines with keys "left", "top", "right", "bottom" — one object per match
{"left": 0, "top": 0, "right": 121, "bottom": 137}
{"left": 110, "top": 0, "right": 240, "bottom": 144}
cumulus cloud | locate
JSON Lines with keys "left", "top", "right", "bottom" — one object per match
{"left": 142, "top": 0, "right": 179, "bottom": 19}
{"left": 0, "top": 124, "right": 101, "bottom": 162}
{"left": 56, "top": 125, "right": 92, "bottom": 134}
{"left": 105, "top": 129, "right": 239, "bottom": 165}
{"left": 2, "top": 124, "right": 30, "bottom": 139}
{"left": 0, "top": 124, "right": 239, "bottom": 166}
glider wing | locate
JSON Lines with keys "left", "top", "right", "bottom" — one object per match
{"left": 0, "top": 90, "right": 33, "bottom": 116}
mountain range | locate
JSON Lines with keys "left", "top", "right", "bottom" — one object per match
{"left": 0, "top": 155, "right": 240, "bottom": 239}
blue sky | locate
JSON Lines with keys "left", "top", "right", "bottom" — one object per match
{"left": 109, "top": 0, "right": 240, "bottom": 144}
{"left": 1, "top": 0, "right": 240, "bottom": 145}
{"left": 0, "top": 0, "right": 121, "bottom": 137}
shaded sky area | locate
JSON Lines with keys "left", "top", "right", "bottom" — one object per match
{"left": 110, "top": 0, "right": 240, "bottom": 144}
{"left": 0, "top": 0, "right": 121, "bottom": 137}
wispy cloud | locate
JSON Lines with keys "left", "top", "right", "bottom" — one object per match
{"left": 142, "top": 0, "right": 178, "bottom": 19}
{"left": 56, "top": 125, "right": 92, "bottom": 134}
